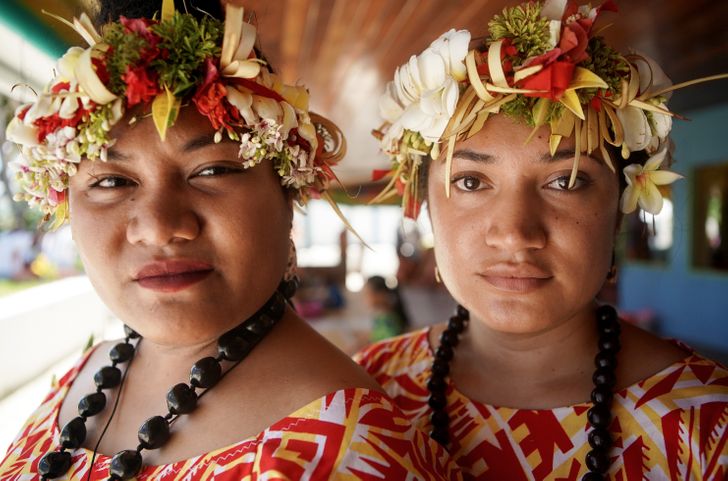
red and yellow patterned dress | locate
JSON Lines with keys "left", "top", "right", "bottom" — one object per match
{"left": 355, "top": 328, "right": 728, "bottom": 481}
{"left": 0, "top": 347, "right": 462, "bottom": 480}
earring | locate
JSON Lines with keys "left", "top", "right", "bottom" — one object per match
{"left": 434, "top": 266, "right": 442, "bottom": 284}
{"left": 606, "top": 252, "right": 618, "bottom": 283}
{"left": 284, "top": 237, "right": 298, "bottom": 282}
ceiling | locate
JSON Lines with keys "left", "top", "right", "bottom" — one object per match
{"left": 6, "top": 0, "right": 728, "bottom": 184}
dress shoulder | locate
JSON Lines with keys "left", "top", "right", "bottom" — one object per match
{"left": 354, "top": 328, "right": 432, "bottom": 380}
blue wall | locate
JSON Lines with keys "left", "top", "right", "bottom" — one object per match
{"left": 619, "top": 103, "right": 728, "bottom": 352}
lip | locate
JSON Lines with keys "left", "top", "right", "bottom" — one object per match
{"left": 478, "top": 264, "right": 552, "bottom": 293}
{"left": 134, "top": 260, "right": 214, "bottom": 293}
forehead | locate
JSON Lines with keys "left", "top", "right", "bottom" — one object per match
{"left": 454, "top": 113, "right": 578, "bottom": 159}
{"left": 108, "top": 106, "right": 221, "bottom": 154}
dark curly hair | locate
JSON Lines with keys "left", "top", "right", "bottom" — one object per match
{"left": 94, "top": 0, "right": 224, "bottom": 27}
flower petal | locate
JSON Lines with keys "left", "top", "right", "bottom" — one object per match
{"left": 649, "top": 105, "right": 672, "bottom": 140}
{"left": 650, "top": 170, "right": 683, "bottom": 185}
{"left": 644, "top": 146, "right": 668, "bottom": 171}
{"left": 418, "top": 51, "right": 446, "bottom": 91}
{"left": 638, "top": 181, "right": 664, "bottom": 215}
{"left": 620, "top": 184, "right": 640, "bottom": 214}
{"left": 616, "top": 106, "right": 651, "bottom": 152}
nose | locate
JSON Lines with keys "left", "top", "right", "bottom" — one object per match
{"left": 126, "top": 182, "right": 201, "bottom": 247}
{"left": 484, "top": 186, "right": 547, "bottom": 254}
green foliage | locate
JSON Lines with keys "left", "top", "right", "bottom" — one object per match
{"left": 101, "top": 23, "right": 148, "bottom": 95}
{"left": 501, "top": 95, "right": 536, "bottom": 125}
{"left": 151, "top": 13, "right": 223, "bottom": 96}
{"left": 101, "top": 13, "right": 223, "bottom": 99}
{"left": 488, "top": 2, "right": 551, "bottom": 58}
{"left": 580, "top": 36, "right": 628, "bottom": 96}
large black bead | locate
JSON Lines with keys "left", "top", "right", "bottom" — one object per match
{"left": 428, "top": 391, "right": 447, "bottom": 410}
{"left": 60, "top": 416, "right": 87, "bottom": 449}
{"left": 217, "top": 332, "right": 253, "bottom": 361}
{"left": 581, "top": 472, "right": 604, "bottom": 481}
{"left": 430, "top": 426, "right": 449, "bottom": 446}
{"left": 166, "top": 383, "right": 197, "bottom": 415}
{"left": 456, "top": 305, "right": 469, "bottom": 319}
{"left": 598, "top": 336, "right": 620, "bottom": 353}
{"left": 94, "top": 366, "right": 122, "bottom": 389}
{"left": 440, "top": 330, "right": 459, "bottom": 347}
{"left": 600, "top": 320, "right": 621, "bottom": 337}
{"left": 588, "top": 427, "right": 612, "bottom": 450}
{"left": 431, "top": 409, "right": 449, "bottom": 427}
{"left": 190, "top": 357, "right": 222, "bottom": 389}
{"left": 279, "top": 278, "right": 298, "bottom": 299}
{"left": 435, "top": 345, "right": 454, "bottom": 362}
{"left": 109, "top": 343, "right": 135, "bottom": 364}
{"left": 78, "top": 391, "right": 107, "bottom": 417}
{"left": 594, "top": 351, "right": 616, "bottom": 370}
{"left": 447, "top": 316, "right": 465, "bottom": 334}
{"left": 585, "top": 448, "right": 610, "bottom": 473}
{"left": 266, "top": 293, "right": 286, "bottom": 319}
{"left": 123, "top": 325, "right": 141, "bottom": 339}
{"left": 427, "top": 376, "right": 447, "bottom": 393}
{"left": 138, "top": 416, "right": 170, "bottom": 450}
{"left": 431, "top": 360, "right": 450, "bottom": 378}
{"left": 590, "top": 386, "right": 612, "bottom": 405}
{"left": 38, "top": 451, "right": 72, "bottom": 478}
{"left": 587, "top": 405, "right": 611, "bottom": 429}
{"left": 592, "top": 367, "right": 616, "bottom": 388}
{"left": 246, "top": 313, "right": 275, "bottom": 335}
{"left": 109, "top": 450, "right": 143, "bottom": 480}
{"left": 595, "top": 304, "right": 617, "bottom": 323}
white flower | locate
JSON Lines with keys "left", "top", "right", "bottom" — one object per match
{"left": 379, "top": 29, "right": 470, "bottom": 150}
{"left": 620, "top": 147, "right": 682, "bottom": 215}
{"left": 617, "top": 105, "right": 652, "bottom": 153}
{"left": 617, "top": 101, "right": 673, "bottom": 155}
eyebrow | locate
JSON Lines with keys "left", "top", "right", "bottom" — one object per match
{"left": 106, "top": 133, "right": 233, "bottom": 161}
{"left": 452, "top": 149, "right": 494, "bottom": 163}
{"left": 452, "top": 148, "right": 598, "bottom": 164}
{"left": 182, "top": 134, "right": 219, "bottom": 152}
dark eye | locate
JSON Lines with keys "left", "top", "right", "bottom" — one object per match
{"left": 195, "top": 165, "right": 243, "bottom": 177}
{"left": 546, "top": 175, "right": 589, "bottom": 191}
{"left": 90, "top": 176, "right": 133, "bottom": 189}
{"left": 453, "top": 175, "right": 485, "bottom": 192}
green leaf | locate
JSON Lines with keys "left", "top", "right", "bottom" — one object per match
{"left": 152, "top": 86, "right": 181, "bottom": 141}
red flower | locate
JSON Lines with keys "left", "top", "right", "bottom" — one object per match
{"left": 123, "top": 66, "right": 161, "bottom": 106}
{"left": 193, "top": 59, "right": 242, "bottom": 131}
{"left": 34, "top": 105, "right": 87, "bottom": 142}
{"left": 519, "top": 61, "right": 575, "bottom": 100}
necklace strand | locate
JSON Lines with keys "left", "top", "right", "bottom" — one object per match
{"left": 427, "top": 304, "right": 620, "bottom": 481}
{"left": 39, "top": 279, "right": 298, "bottom": 481}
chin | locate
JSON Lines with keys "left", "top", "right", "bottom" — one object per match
{"left": 469, "top": 297, "right": 560, "bottom": 334}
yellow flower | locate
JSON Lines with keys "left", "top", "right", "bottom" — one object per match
{"left": 620, "top": 147, "right": 682, "bottom": 215}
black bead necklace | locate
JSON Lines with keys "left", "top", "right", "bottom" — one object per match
{"left": 39, "top": 279, "right": 298, "bottom": 481}
{"left": 427, "top": 304, "right": 621, "bottom": 481}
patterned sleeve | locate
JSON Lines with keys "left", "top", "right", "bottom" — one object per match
{"left": 249, "top": 388, "right": 462, "bottom": 481}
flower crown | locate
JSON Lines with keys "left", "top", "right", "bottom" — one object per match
{"left": 6, "top": 0, "right": 346, "bottom": 229}
{"left": 372, "top": 0, "right": 728, "bottom": 218}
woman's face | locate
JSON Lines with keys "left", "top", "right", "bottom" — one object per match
{"left": 69, "top": 107, "right": 292, "bottom": 346}
{"left": 428, "top": 114, "right": 620, "bottom": 334}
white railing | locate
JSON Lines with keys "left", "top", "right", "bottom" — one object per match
{"left": 0, "top": 276, "right": 115, "bottom": 400}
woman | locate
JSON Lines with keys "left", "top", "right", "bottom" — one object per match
{"left": 0, "top": 1, "right": 461, "bottom": 479}
{"left": 356, "top": 1, "right": 728, "bottom": 480}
